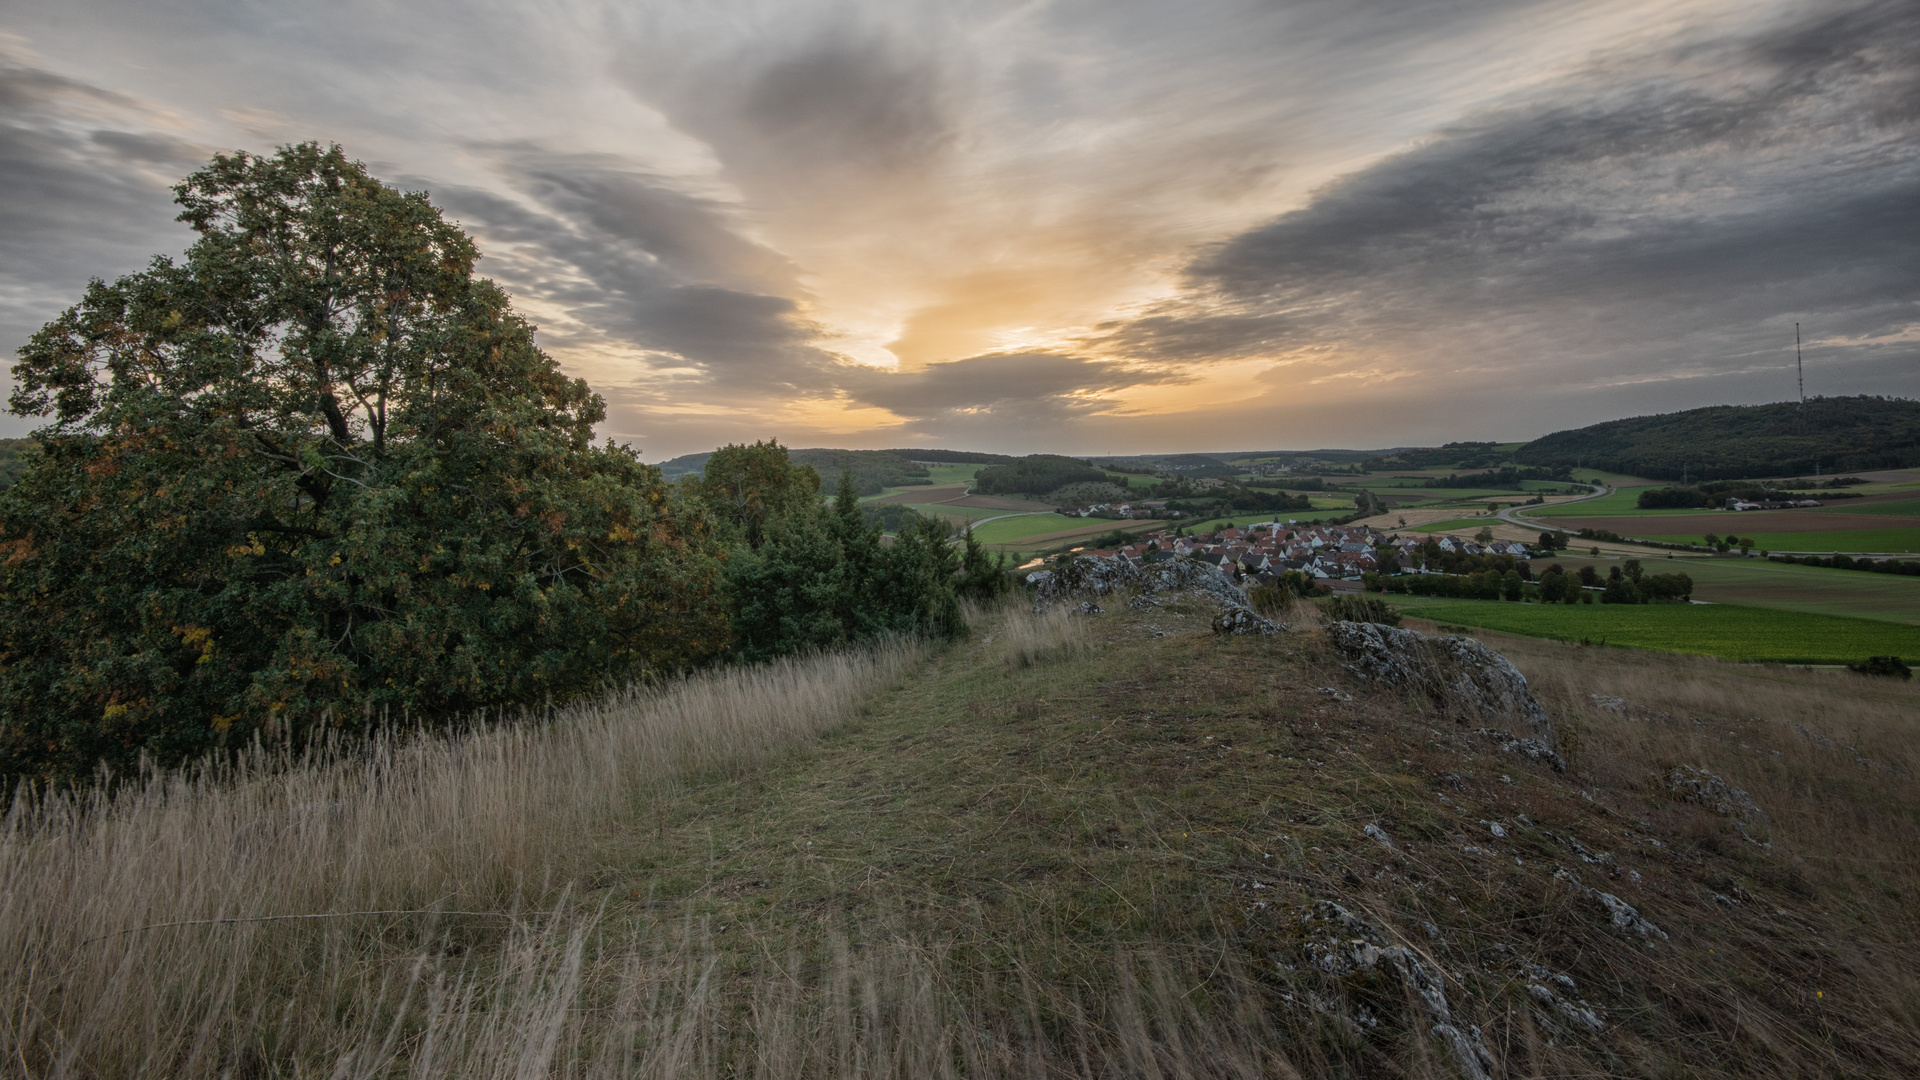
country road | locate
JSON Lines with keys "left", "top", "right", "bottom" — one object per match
{"left": 1497, "top": 481, "right": 1609, "bottom": 533}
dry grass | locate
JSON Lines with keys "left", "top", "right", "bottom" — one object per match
{"left": 980, "top": 601, "right": 1091, "bottom": 669}
{"left": 0, "top": 645, "right": 920, "bottom": 1077}
{"left": 5, "top": 599, "right": 1919, "bottom": 1078}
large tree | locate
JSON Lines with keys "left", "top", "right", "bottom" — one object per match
{"left": 0, "top": 144, "right": 727, "bottom": 781}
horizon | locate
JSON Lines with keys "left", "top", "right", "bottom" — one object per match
{"left": 4, "top": 1, "right": 1915, "bottom": 457}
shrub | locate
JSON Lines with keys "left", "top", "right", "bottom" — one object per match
{"left": 1848, "top": 656, "right": 1913, "bottom": 680}
{"left": 1318, "top": 595, "right": 1402, "bottom": 626}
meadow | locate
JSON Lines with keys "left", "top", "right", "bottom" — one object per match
{"left": 1531, "top": 554, "right": 1920, "bottom": 624}
{"left": 1385, "top": 594, "right": 1920, "bottom": 664}
{"left": 1530, "top": 485, "right": 1663, "bottom": 516}
{"left": 965, "top": 512, "right": 1083, "bottom": 545}
{"left": 1639, "top": 527, "right": 1920, "bottom": 553}
{"left": 9, "top": 597, "right": 1917, "bottom": 1077}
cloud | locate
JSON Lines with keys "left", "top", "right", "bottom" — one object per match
{"left": 415, "top": 151, "right": 840, "bottom": 391}
{"left": 1099, "top": 0, "right": 1920, "bottom": 408}
{"left": 839, "top": 351, "right": 1188, "bottom": 441}
{"left": 0, "top": 53, "right": 205, "bottom": 363}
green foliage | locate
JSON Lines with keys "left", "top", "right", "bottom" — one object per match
{"left": 1047, "top": 481, "right": 1131, "bottom": 506}
{"left": 1516, "top": 396, "right": 1920, "bottom": 481}
{"left": 0, "top": 144, "right": 728, "bottom": 782}
{"left": 1416, "top": 465, "right": 1569, "bottom": 488}
{"left": 786, "top": 449, "right": 929, "bottom": 496}
{"left": 1247, "top": 582, "right": 1293, "bottom": 618}
{"left": 1635, "top": 487, "right": 1708, "bottom": 509}
{"left": 1365, "top": 442, "right": 1505, "bottom": 471}
{"left": 685, "top": 440, "right": 821, "bottom": 550}
{"left": 1164, "top": 485, "right": 1312, "bottom": 515}
{"left": 1848, "top": 655, "right": 1912, "bottom": 679}
{"left": 955, "top": 527, "right": 1012, "bottom": 602}
{"left": 724, "top": 474, "right": 964, "bottom": 661}
{"left": 875, "top": 448, "right": 1015, "bottom": 465}
{"left": 972, "top": 454, "right": 1109, "bottom": 496}
{"left": 0, "top": 439, "right": 36, "bottom": 491}
{"left": 861, "top": 502, "right": 922, "bottom": 534}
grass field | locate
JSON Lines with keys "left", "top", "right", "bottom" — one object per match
{"left": 1639, "top": 528, "right": 1920, "bottom": 553}
{"left": 10, "top": 601, "right": 1920, "bottom": 1076}
{"left": 899, "top": 501, "right": 1004, "bottom": 519}
{"left": 1387, "top": 595, "right": 1920, "bottom": 663}
{"left": 1528, "top": 554, "right": 1920, "bottom": 624}
{"left": 918, "top": 463, "right": 983, "bottom": 486}
{"left": 966, "top": 512, "right": 1083, "bottom": 544}
{"left": 1816, "top": 496, "right": 1920, "bottom": 516}
{"left": 1531, "top": 485, "right": 1662, "bottom": 516}
{"left": 1410, "top": 517, "right": 1498, "bottom": 533}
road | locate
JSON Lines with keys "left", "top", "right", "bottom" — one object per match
{"left": 1497, "top": 481, "right": 1608, "bottom": 535}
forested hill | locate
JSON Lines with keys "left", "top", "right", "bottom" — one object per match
{"left": 657, "top": 447, "right": 1013, "bottom": 495}
{"left": 1515, "top": 396, "right": 1920, "bottom": 481}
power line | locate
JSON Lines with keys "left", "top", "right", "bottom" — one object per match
{"left": 1796, "top": 322, "right": 1805, "bottom": 406}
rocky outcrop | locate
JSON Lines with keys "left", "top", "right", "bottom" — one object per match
{"left": 1029, "top": 554, "right": 1282, "bottom": 633}
{"left": 1299, "top": 902, "right": 1497, "bottom": 1080}
{"left": 1324, "top": 621, "right": 1557, "bottom": 751}
{"left": 1668, "top": 765, "right": 1766, "bottom": 824}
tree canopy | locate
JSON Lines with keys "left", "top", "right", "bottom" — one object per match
{"left": 0, "top": 144, "right": 727, "bottom": 781}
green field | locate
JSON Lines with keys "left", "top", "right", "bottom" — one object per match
{"left": 919, "top": 463, "right": 983, "bottom": 486}
{"left": 1815, "top": 497, "right": 1920, "bottom": 516}
{"left": 967, "top": 513, "right": 1084, "bottom": 544}
{"left": 1530, "top": 486, "right": 1663, "bottom": 517}
{"left": 1387, "top": 595, "right": 1920, "bottom": 664}
{"left": 1532, "top": 554, "right": 1920, "bottom": 624}
{"left": 900, "top": 503, "right": 1005, "bottom": 522}
{"left": 1410, "top": 518, "right": 1498, "bottom": 533}
{"left": 1639, "top": 528, "right": 1920, "bottom": 554}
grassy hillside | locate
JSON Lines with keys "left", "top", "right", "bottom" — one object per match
{"left": 9, "top": 601, "right": 1916, "bottom": 1076}
{"left": 1517, "top": 396, "right": 1920, "bottom": 481}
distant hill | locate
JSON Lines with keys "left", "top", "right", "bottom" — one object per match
{"left": 1516, "top": 397, "right": 1920, "bottom": 481}
{"left": 972, "top": 454, "right": 1107, "bottom": 496}
{"left": 879, "top": 449, "right": 1016, "bottom": 465}
{"left": 656, "top": 447, "right": 981, "bottom": 496}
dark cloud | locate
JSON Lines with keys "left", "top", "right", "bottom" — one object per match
{"left": 1102, "top": 0, "right": 1920, "bottom": 404}
{"left": 621, "top": 29, "right": 956, "bottom": 207}
{"left": 0, "top": 58, "right": 204, "bottom": 407}
{"left": 418, "top": 152, "right": 837, "bottom": 388}
{"left": 841, "top": 351, "right": 1187, "bottom": 440}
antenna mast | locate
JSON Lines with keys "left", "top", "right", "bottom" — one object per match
{"left": 1796, "top": 323, "right": 1804, "bottom": 406}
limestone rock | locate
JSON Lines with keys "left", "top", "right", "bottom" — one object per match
{"left": 1325, "top": 621, "right": 1557, "bottom": 751}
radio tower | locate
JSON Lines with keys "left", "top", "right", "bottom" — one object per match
{"left": 1796, "top": 323, "right": 1804, "bottom": 406}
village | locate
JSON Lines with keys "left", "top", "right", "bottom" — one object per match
{"left": 1055, "top": 522, "right": 1537, "bottom": 591}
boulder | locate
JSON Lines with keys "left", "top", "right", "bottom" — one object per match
{"left": 1324, "top": 621, "right": 1556, "bottom": 751}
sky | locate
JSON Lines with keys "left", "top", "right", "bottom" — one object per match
{"left": 2, "top": 0, "right": 1914, "bottom": 459}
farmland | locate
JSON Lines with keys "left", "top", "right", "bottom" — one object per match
{"left": 1638, "top": 527, "right": 1920, "bottom": 554}
{"left": 1527, "top": 554, "right": 1920, "bottom": 624}
{"left": 1386, "top": 595, "right": 1920, "bottom": 665}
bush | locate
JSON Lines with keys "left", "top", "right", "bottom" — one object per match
{"left": 1848, "top": 656, "right": 1913, "bottom": 680}
{"left": 1247, "top": 583, "right": 1294, "bottom": 618}
{"left": 1318, "top": 595, "right": 1402, "bottom": 626}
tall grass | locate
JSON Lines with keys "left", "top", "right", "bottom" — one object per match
{"left": 0, "top": 645, "right": 919, "bottom": 1077}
